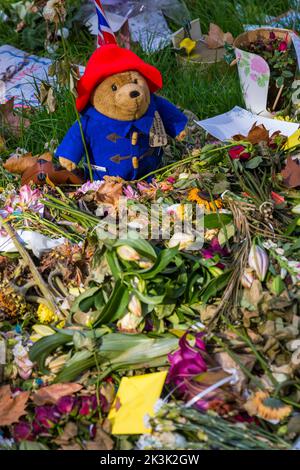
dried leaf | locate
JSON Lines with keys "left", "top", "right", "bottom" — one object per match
{"left": 233, "top": 123, "right": 273, "bottom": 145}
{"left": 281, "top": 157, "right": 300, "bottom": 188}
{"left": 32, "top": 383, "right": 82, "bottom": 406}
{"left": 0, "top": 98, "right": 30, "bottom": 137}
{"left": 204, "top": 23, "right": 233, "bottom": 49}
{"left": 214, "top": 352, "right": 256, "bottom": 393}
{"left": 84, "top": 424, "right": 114, "bottom": 451}
{"left": 96, "top": 180, "right": 123, "bottom": 206}
{"left": 38, "top": 82, "right": 56, "bottom": 113}
{"left": 3, "top": 152, "right": 40, "bottom": 174}
{"left": 54, "top": 422, "right": 78, "bottom": 446}
{"left": 0, "top": 385, "right": 29, "bottom": 426}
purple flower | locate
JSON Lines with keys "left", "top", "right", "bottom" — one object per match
{"left": 201, "top": 237, "right": 229, "bottom": 268}
{"left": 13, "top": 421, "right": 33, "bottom": 441}
{"left": 269, "top": 31, "right": 276, "bottom": 41}
{"left": 56, "top": 396, "right": 76, "bottom": 415}
{"left": 34, "top": 405, "right": 61, "bottom": 429}
{"left": 167, "top": 333, "right": 207, "bottom": 394}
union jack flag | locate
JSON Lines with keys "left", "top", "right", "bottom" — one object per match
{"left": 94, "top": 0, "right": 117, "bottom": 47}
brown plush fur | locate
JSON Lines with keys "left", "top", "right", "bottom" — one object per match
{"left": 91, "top": 71, "right": 150, "bottom": 121}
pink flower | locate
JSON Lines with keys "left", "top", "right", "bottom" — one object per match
{"left": 228, "top": 145, "right": 251, "bottom": 160}
{"left": 76, "top": 180, "right": 103, "bottom": 195}
{"left": 278, "top": 41, "right": 288, "bottom": 52}
{"left": 166, "top": 333, "right": 207, "bottom": 394}
{"left": 13, "top": 421, "right": 33, "bottom": 441}
{"left": 269, "top": 31, "right": 276, "bottom": 41}
{"left": 167, "top": 177, "right": 176, "bottom": 184}
{"left": 78, "top": 395, "right": 98, "bottom": 416}
{"left": 123, "top": 185, "right": 138, "bottom": 199}
{"left": 250, "top": 56, "right": 268, "bottom": 74}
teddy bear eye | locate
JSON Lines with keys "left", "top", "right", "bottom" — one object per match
{"left": 111, "top": 84, "right": 117, "bottom": 91}
{"left": 133, "top": 79, "right": 138, "bottom": 84}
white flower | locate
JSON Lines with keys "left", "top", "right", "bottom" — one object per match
{"left": 117, "top": 312, "right": 142, "bottom": 332}
{"left": 43, "top": 0, "right": 66, "bottom": 24}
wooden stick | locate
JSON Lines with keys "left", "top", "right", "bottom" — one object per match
{"left": 272, "top": 84, "right": 284, "bottom": 111}
{"left": 0, "top": 219, "right": 62, "bottom": 317}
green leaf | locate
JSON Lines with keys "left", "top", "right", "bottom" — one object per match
{"left": 29, "top": 332, "right": 71, "bottom": 373}
{"left": 135, "top": 290, "right": 166, "bottom": 305}
{"left": 218, "top": 223, "right": 235, "bottom": 246}
{"left": 106, "top": 250, "right": 122, "bottom": 280}
{"left": 114, "top": 234, "right": 157, "bottom": 261}
{"left": 70, "top": 287, "right": 101, "bottom": 314}
{"left": 276, "top": 76, "right": 284, "bottom": 88}
{"left": 139, "top": 246, "right": 179, "bottom": 279}
{"left": 204, "top": 213, "right": 232, "bottom": 229}
{"left": 200, "top": 270, "right": 232, "bottom": 303}
{"left": 93, "top": 280, "right": 129, "bottom": 325}
{"left": 245, "top": 156, "right": 263, "bottom": 169}
{"left": 19, "top": 441, "right": 49, "bottom": 451}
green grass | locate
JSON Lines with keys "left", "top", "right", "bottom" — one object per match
{"left": 0, "top": 0, "right": 296, "bottom": 159}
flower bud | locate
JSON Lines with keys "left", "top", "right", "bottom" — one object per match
{"left": 116, "top": 245, "right": 141, "bottom": 262}
{"left": 241, "top": 269, "right": 255, "bottom": 288}
{"left": 117, "top": 312, "right": 142, "bottom": 332}
{"left": 248, "top": 244, "right": 269, "bottom": 281}
{"left": 168, "top": 233, "right": 194, "bottom": 250}
{"left": 128, "top": 295, "right": 142, "bottom": 317}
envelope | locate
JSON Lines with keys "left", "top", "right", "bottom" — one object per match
{"left": 284, "top": 128, "right": 300, "bottom": 150}
{"left": 108, "top": 371, "right": 167, "bottom": 435}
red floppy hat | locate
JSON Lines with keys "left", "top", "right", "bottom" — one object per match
{"left": 76, "top": 44, "right": 163, "bottom": 112}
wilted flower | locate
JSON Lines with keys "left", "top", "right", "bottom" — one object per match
{"left": 76, "top": 180, "right": 103, "bottom": 195}
{"left": 166, "top": 333, "right": 207, "bottom": 394}
{"left": 128, "top": 295, "right": 142, "bottom": 317}
{"left": 248, "top": 244, "right": 269, "bottom": 281}
{"left": 117, "top": 312, "right": 142, "bottom": 332}
{"left": 116, "top": 245, "right": 141, "bottom": 262}
{"left": 78, "top": 395, "right": 97, "bottom": 416}
{"left": 123, "top": 185, "right": 139, "bottom": 199}
{"left": 13, "top": 421, "right": 33, "bottom": 441}
{"left": 34, "top": 405, "right": 61, "bottom": 429}
{"left": 168, "top": 232, "right": 194, "bottom": 250}
{"left": 228, "top": 145, "right": 251, "bottom": 160}
{"left": 37, "top": 304, "right": 57, "bottom": 324}
{"left": 244, "top": 391, "right": 292, "bottom": 422}
{"left": 12, "top": 341, "right": 33, "bottom": 380}
{"left": 56, "top": 396, "right": 76, "bottom": 415}
{"left": 241, "top": 269, "right": 255, "bottom": 288}
{"left": 43, "top": 0, "right": 66, "bottom": 24}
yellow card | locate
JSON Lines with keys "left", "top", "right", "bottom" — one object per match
{"left": 284, "top": 128, "right": 300, "bottom": 150}
{"left": 108, "top": 371, "right": 167, "bottom": 435}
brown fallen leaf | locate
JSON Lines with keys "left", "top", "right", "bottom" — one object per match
{"left": 0, "top": 135, "right": 6, "bottom": 153}
{"left": 84, "top": 424, "right": 114, "bottom": 451}
{"left": 32, "top": 383, "right": 82, "bottom": 406}
{"left": 0, "top": 385, "right": 29, "bottom": 426}
{"left": 96, "top": 180, "right": 123, "bottom": 206}
{"left": 204, "top": 23, "right": 233, "bottom": 49}
{"left": 0, "top": 98, "right": 30, "bottom": 137}
{"left": 281, "top": 156, "right": 300, "bottom": 188}
{"left": 54, "top": 422, "right": 78, "bottom": 446}
{"left": 3, "top": 152, "right": 41, "bottom": 174}
{"left": 38, "top": 82, "right": 57, "bottom": 114}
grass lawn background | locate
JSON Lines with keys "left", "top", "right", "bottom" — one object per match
{"left": 0, "top": 0, "right": 297, "bottom": 158}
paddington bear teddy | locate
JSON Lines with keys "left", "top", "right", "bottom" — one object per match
{"left": 57, "top": 44, "right": 188, "bottom": 181}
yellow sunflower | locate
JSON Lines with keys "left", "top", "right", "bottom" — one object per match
{"left": 187, "top": 188, "right": 223, "bottom": 212}
{"left": 244, "top": 391, "right": 292, "bottom": 421}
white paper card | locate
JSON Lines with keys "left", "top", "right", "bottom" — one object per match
{"left": 195, "top": 106, "right": 299, "bottom": 141}
{"left": 0, "top": 45, "right": 85, "bottom": 107}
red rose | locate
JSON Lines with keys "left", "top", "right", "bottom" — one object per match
{"left": 278, "top": 41, "right": 288, "bottom": 52}
{"left": 228, "top": 145, "right": 251, "bottom": 160}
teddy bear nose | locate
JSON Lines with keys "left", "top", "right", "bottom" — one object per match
{"left": 130, "top": 90, "right": 140, "bottom": 98}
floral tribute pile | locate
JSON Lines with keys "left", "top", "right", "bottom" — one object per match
{"left": 0, "top": 119, "right": 300, "bottom": 451}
